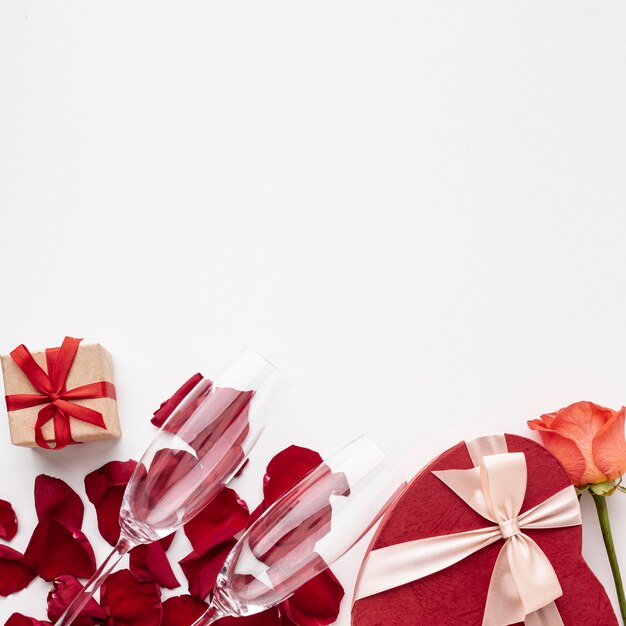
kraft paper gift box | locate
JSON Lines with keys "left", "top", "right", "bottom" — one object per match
{"left": 1, "top": 337, "right": 120, "bottom": 449}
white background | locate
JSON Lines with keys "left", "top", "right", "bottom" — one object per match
{"left": 2, "top": 1, "right": 626, "bottom": 624}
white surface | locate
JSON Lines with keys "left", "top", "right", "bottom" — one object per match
{"left": 1, "top": 1, "right": 626, "bottom": 623}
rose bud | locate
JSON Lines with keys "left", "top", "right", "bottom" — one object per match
{"left": 528, "top": 401, "right": 626, "bottom": 490}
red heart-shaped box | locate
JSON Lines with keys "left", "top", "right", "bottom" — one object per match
{"left": 351, "top": 434, "right": 618, "bottom": 626}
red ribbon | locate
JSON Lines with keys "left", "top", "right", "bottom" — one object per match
{"left": 4, "top": 337, "right": 116, "bottom": 450}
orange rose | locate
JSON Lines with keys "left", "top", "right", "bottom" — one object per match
{"left": 528, "top": 401, "right": 626, "bottom": 488}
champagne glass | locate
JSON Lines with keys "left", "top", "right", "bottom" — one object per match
{"left": 57, "top": 349, "right": 289, "bottom": 626}
{"left": 191, "top": 435, "right": 406, "bottom": 625}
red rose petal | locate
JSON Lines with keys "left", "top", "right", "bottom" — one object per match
{"left": 95, "top": 487, "right": 127, "bottom": 546}
{"left": 0, "top": 545, "right": 36, "bottom": 596}
{"left": 24, "top": 519, "right": 96, "bottom": 581}
{"left": 263, "top": 446, "right": 323, "bottom": 506}
{"left": 4, "top": 614, "right": 52, "bottom": 626}
{"left": 215, "top": 608, "right": 283, "bottom": 626}
{"left": 179, "top": 540, "right": 236, "bottom": 601}
{"left": 161, "top": 595, "right": 208, "bottom": 626}
{"left": 35, "top": 475, "right": 84, "bottom": 529}
{"left": 130, "top": 539, "right": 179, "bottom": 589}
{"left": 151, "top": 373, "right": 206, "bottom": 429}
{"left": 100, "top": 569, "right": 162, "bottom": 626}
{"left": 85, "top": 460, "right": 137, "bottom": 546}
{"left": 152, "top": 383, "right": 254, "bottom": 479}
{"left": 184, "top": 488, "right": 249, "bottom": 554}
{"left": 85, "top": 459, "right": 138, "bottom": 506}
{"left": 128, "top": 449, "right": 200, "bottom": 533}
{"left": 249, "top": 446, "right": 325, "bottom": 524}
{"left": 159, "top": 378, "right": 216, "bottom": 439}
{"left": 56, "top": 615, "right": 98, "bottom": 625}
{"left": 247, "top": 447, "right": 350, "bottom": 567}
{"left": 142, "top": 448, "right": 200, "bottom": 506}
{"left": 160, "top": 532, "right": 175, "bottom": 551}
{"left": 250, "top": 505, "right": 335, "bottom": 570}
{"left": 282, "top": 568, "right": 344, "bottom": 626}
{"left": 47, "top": 575, "right": 108, "bottom": 622}
{"left": 183, "top": 386, "right": 253, "bottom": 453}
{"left": 133, "top": 386, "right": 253, "bottom": 532}
{"left": 0, "top": 499, "right": 18, "bottom": 541}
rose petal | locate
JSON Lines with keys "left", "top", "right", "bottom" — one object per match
{"left": 47, "top": 575, "right": 108, "bottom": 622}
{"left": 85, "top": 460, "right": 138, "bottom": 506}
{"left": 528, "top": 418, "right": 589, "bottom": 486}
{"left": 161, "top": 595, "right": 208, "bottom": 626}
{"left": 35, "top": 475, "right": 84, "bottom": 529}
{"left": 100, "top": 569, "right": 162, "bottom": 626}
{"left": 129, "top": 449, "right": 199, "bottom": 532}
{"left": 24, "top": 519, "right": 96, "bottom": 581}
{"left": 0, "top": 499, "right": 18, "bottom": 541}
{"left": 0, "top": 545, "right": 36, "bottom": 596}
{"left": 183, "top": 387, "right": 253, "bottom": 454}
{"left": 184, "top": 488, "right": 249, "bottom": 554}
{"left": 593, "top": 406, "right": 626, "bottom": 482}
{"left": 528, "top": 401, "right": 617, "bottom": 486}
{"left": 4, "top": 614, "right": 52, "bottom": 626}
{"left": 158, "top": 378, "right": 216, "bottom": 438}
{"left": 143, "top": 448, "right": 200, "bottom": 505}
{"left": 85, "top": 460, "right": 137, "bottom": 546}
{"left": 151, "top": 373, "right": 205, "bottom": 429}
{"left": 137, "top": 386, "right": 253, "bottom": 530}
{"left": 545, "top": 401, "right": 610, "bottom": 483}
{"left": 249, "top": 446, "right": 324, "bottom": 525}
{"left": 282, "top": 568, "right": 344, "bottom": 626}
{"left": 262, "top": 446, "right": 323, "bottom": 507}
{"left": 160, "top": 532, "right": 175, "bottom": 551}
{"left": 179, "top": 540, "right": 236, "bottom": 601}
{"left": 215, "top": 608, "right": 283, "bottom": 626}
{"left": 96, "top": 487, "right": 127, "bottom": 546}
{"left": 130, "top": 538, "right": 179, "bottom": 589}
{"left": 248, "top": 452, "right": 349, "bottom": 567}
{"left": 50, "top": 615, "right": 95, "bottom": 625}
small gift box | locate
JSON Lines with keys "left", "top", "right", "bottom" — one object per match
{"left": 1, "top": 337, "right": 120, "bottom": 449}
{"left": 352, "top": 433, "right": 618, "bottom": 626}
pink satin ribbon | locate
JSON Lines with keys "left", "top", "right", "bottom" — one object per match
{"left": 355, "top": 435, "right": 582, "bottom": 626}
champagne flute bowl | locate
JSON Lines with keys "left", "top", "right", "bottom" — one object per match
{"left": 191, "top": 435, "right": 406, "bottom": 625}
{"left": 57, "top": 349, "right": 289, "bottom": 626}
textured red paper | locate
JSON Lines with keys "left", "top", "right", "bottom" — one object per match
{"left": 351, "top": 434, "right": 618, "bottom": 626}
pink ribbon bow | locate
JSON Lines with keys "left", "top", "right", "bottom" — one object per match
{"left": 355, "top": 445, "right": 581, "bottom": 625}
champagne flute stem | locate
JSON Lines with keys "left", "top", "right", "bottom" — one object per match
{"left": 190, "top": 602, "right": 227, "bottom": 626}
{"left": 56, "top": 535, "right": 135, "bottom": 626}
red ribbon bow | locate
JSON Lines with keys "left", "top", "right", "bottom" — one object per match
{"left": 4, "top": 337, "right": 116, "bottom": 450}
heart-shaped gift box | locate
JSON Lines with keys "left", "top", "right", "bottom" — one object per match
{"left": 351, "top": 433, "right": 618, "bottom": 626}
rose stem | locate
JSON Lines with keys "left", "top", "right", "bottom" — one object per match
{"left": 593, "top": 493, "right": 626, "bottom": 624}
